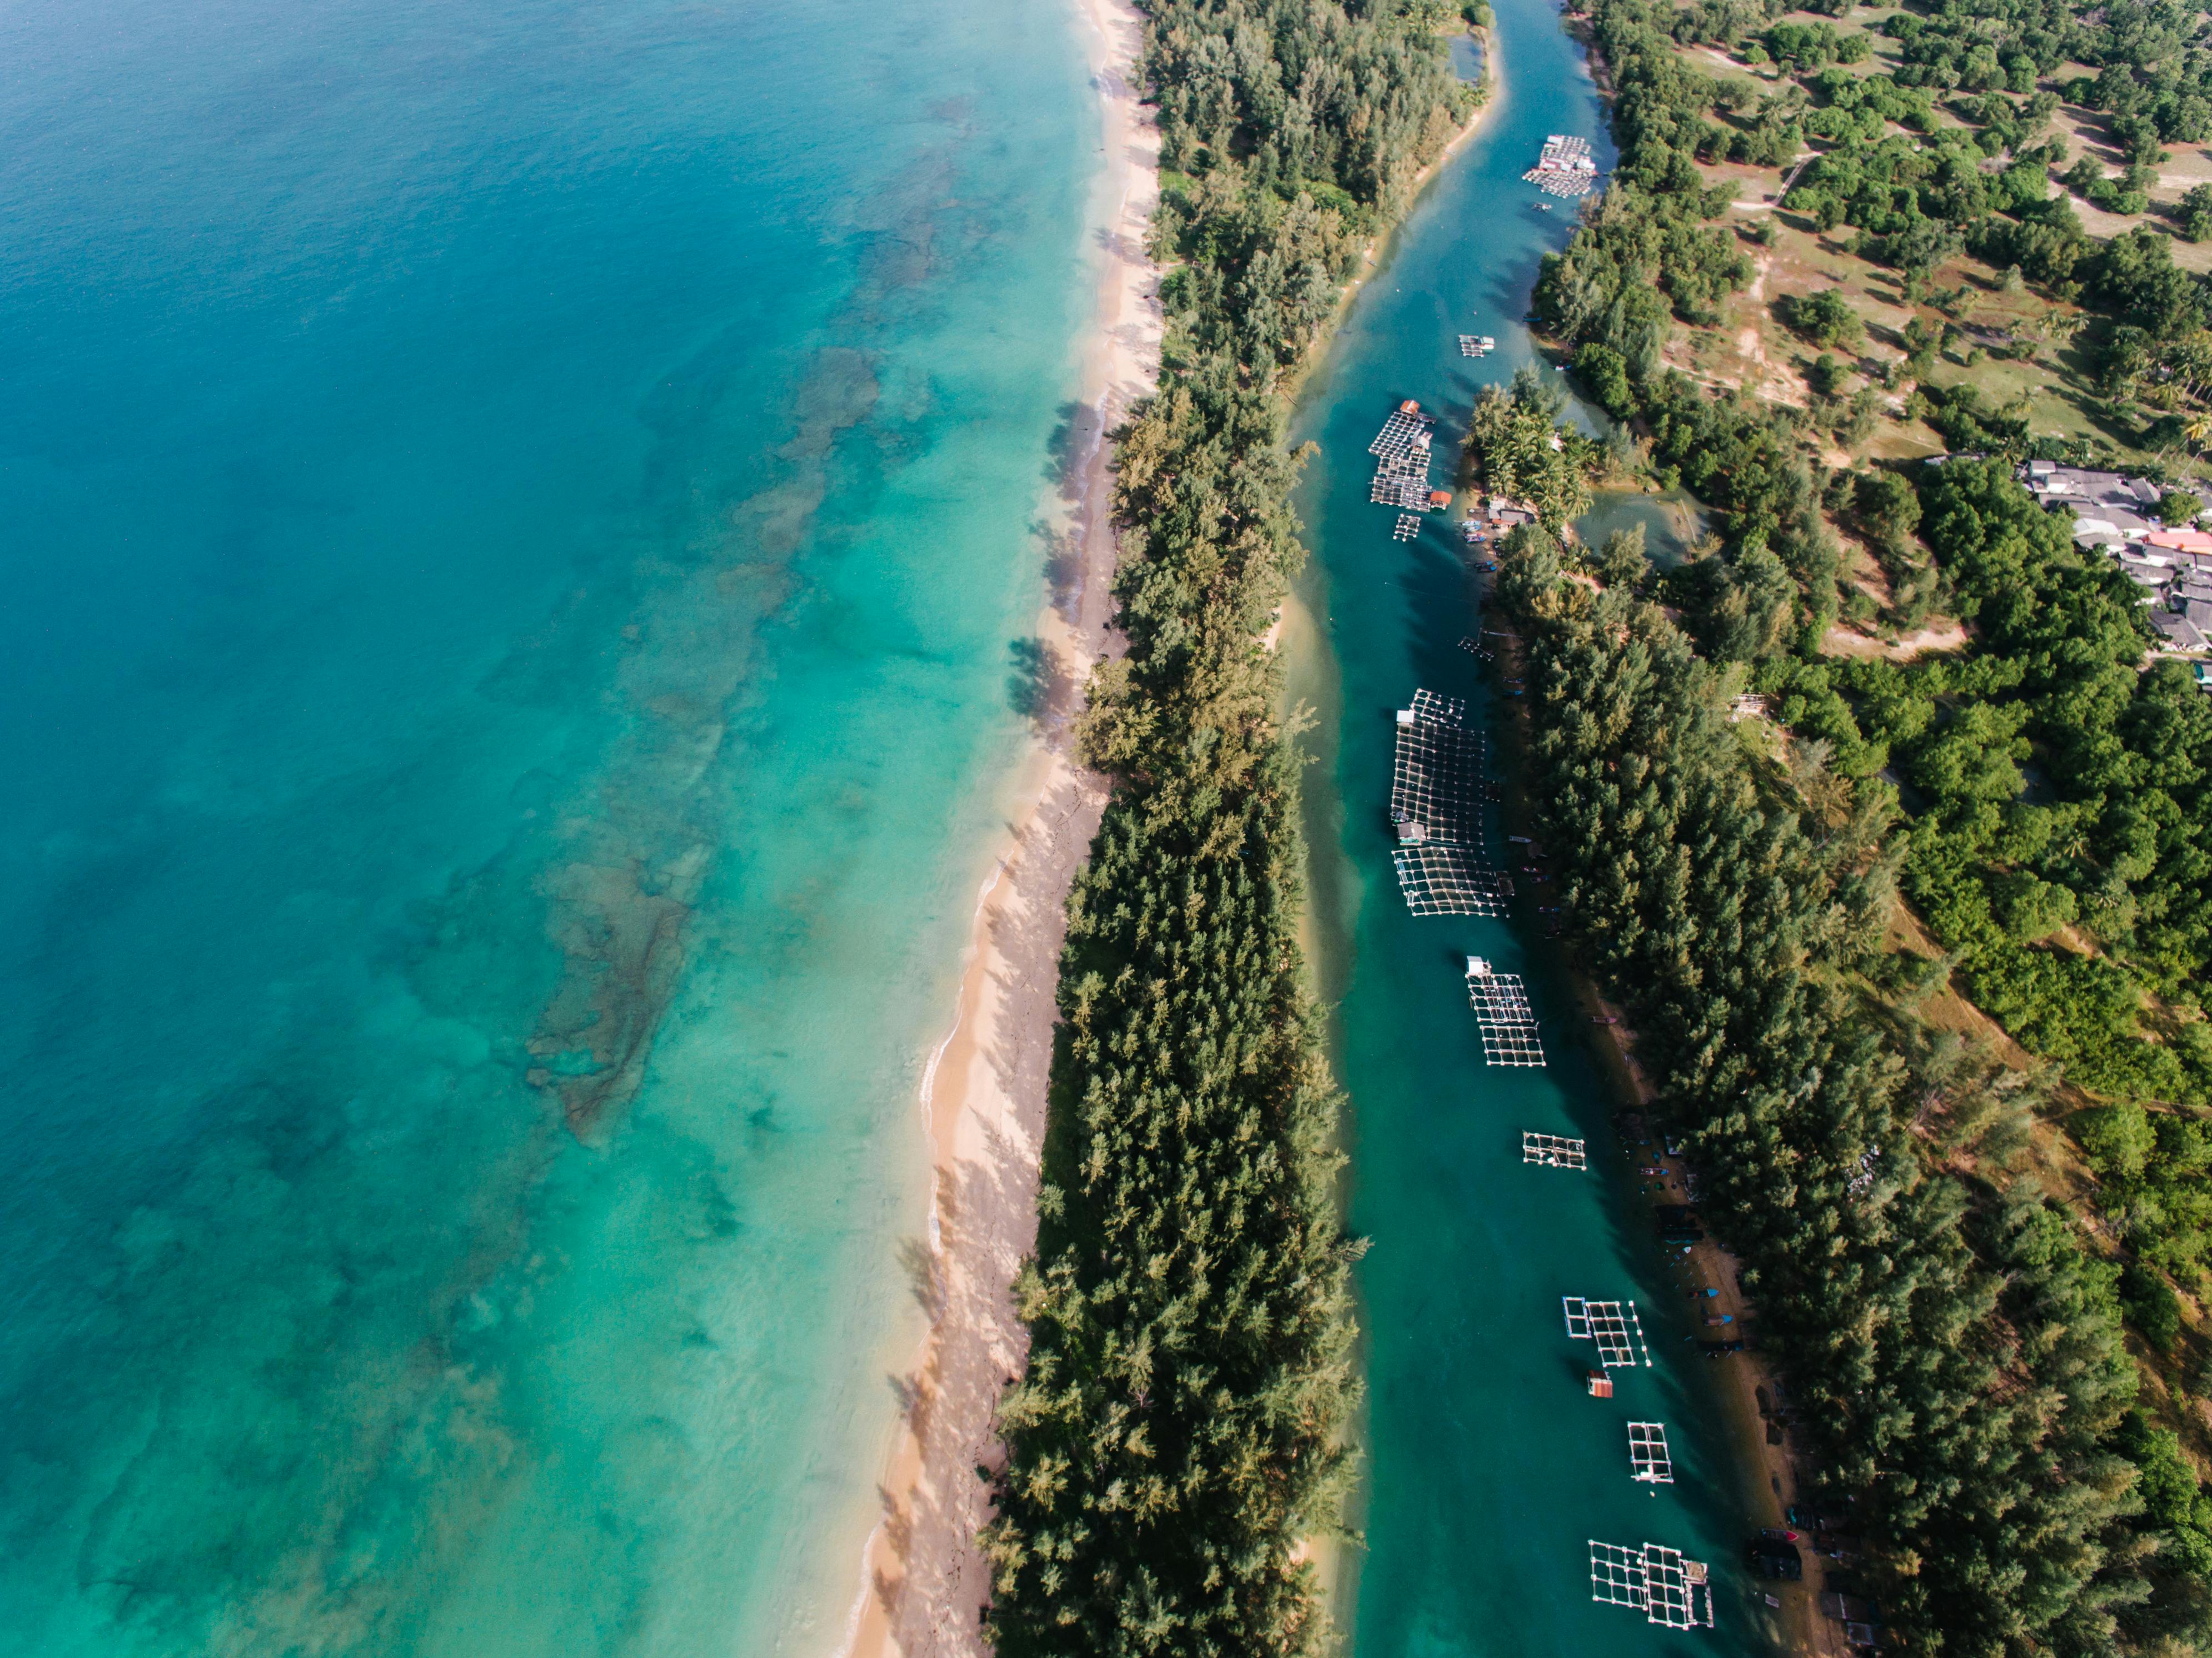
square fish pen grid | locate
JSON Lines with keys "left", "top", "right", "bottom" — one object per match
{"left": 1628, "top": 1422, "right": 1674, "bottom": 1483}
{"left": 1588, "top": 1542, "right": 1713, "bottom": 1630}
{"left": 1525, "top": 133, "right": 1600, "bottom": 198}
{"left": 1457, "top": 636, "right": 1494, "bottom": 661}
{"left": 1371, "top": 452, "right": 1433, "bottom": 507}
{"left": 1562, "top": 1297, "right": 1651, "bottom": 1367}
{"left": 1393, "top": 513, "right": 1422, "bottom": 541}
{"left": 1590, "top": 1541, "right": 1648, "bottom": 1611}
{"left": 1466, "top": 969, "right": 1545, "bottom": 1065}
{"left": 1393, "top": 847, "right": 1509, "bottom": 915}
{"left": 1369, "top": 409, "right": 1432, "bottom": 457}
{"left": 1646, "top": 1547, "right": 1711, "bottom": 1629}
{"left": 1392, "top": 697, "right": 1486, "bottom": 848}
{"left": 1522, "top": 1131, "right": 1586, "bottom": 1168}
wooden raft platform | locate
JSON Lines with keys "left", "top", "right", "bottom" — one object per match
{"left": 1466, "top": 954, "right": 1545, "bottom": 1065}
{"left": 1388, "top": 695, "right": 1510, "bottom": 917}
{"left": 1589, "top": 1541, "right": 1714, "bottom": 1629}
{"left": 1525, "top": 133, "right": 1599, "bottom": 198}
{"left": 1562, "top": 1296, "right": 1651, "bottom": 1367}
{"left": 1628, "top": 1421, "right": 1675, "bottom": 1483}
{"left": 1522, "top": 1131, "right": 1586, "bottom": 1168}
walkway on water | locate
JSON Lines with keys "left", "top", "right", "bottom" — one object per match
{"left": 1285, "top": 1, "right": 1786, "bottom": 1654}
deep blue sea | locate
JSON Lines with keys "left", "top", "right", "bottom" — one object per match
{"left": 0, "top": 1, "right": 1095, "bottom": 1651}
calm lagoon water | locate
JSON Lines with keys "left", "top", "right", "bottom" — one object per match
{"left": 1579, "top": 487, "right": 1713, "bottom": 569}
{"left": 0, "top": 1, "right": 1095, "bottom": 1652}
{"left": 1289, "top": 2, "right": 1778, "bottom": 1653}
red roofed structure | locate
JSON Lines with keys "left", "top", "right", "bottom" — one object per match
{"left": 2145, "top": 529, "right": 2212, "bottom": 554}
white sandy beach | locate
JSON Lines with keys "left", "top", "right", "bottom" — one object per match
{"left": 835, "top": 0, "right": 1162, "bottom": 1652}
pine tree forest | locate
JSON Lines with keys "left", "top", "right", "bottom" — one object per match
{"left": 1495, "top": 0, "right": 2212, "bottom": 1647}
{"left": 1494, "top": 527, "right": 2210, "bottom": 1654}
{"left": 980, "top": 3, "right": 1472, "bottom": 1653}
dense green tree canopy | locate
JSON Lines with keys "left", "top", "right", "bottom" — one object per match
{"left": 1508, "top": 0, "right": 2212, "bottom": 1637}
{"left": 1493, "top": 528, "right": 2195, "bottom": 1655}
{"left": 984, "top": 3, "right": 1470, "bottom": 1652}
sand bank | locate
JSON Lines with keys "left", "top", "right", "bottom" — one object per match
{"left": 835, "top": 0, "right": 1160, "bottom": 1652}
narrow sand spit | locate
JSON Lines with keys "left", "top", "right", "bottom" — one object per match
{"left": 835, "top": 0, "right": 1160, "bottom": 1652}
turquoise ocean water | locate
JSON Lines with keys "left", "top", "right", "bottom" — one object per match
{"left": 1291, "top": 2, "right": 1780, "bottom": 1653}
{"left": 0, "top": 1, "right": 1095, "bottom": 1652}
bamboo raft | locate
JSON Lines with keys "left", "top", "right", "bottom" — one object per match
{"left": 1562, "top": 1296, "right": 1651, "bottom": 1367}
{"left": 1522, "top": 1131, "right": 1586, "bottom": 1168}
{"left": 1628, "top": 1422, "right": 1675, "bottom": 1484}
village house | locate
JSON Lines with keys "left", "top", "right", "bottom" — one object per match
{"left": 2010, "top": 464, "right": 2212, "bottom": 665}
{"left": 2019, "top": 461, "right": 2212, "bottom": 547}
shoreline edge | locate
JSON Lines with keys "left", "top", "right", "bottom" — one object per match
{"left": 834, "top": 0, "right": 1163, "bottom": 1651}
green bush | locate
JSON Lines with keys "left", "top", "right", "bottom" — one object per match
{"left": 1992, "top": 868, "right": 2080, "bottom": 942}
{"left": 1780, "top": 287, "right": 1865, "bottom": 350}
{"left": 2078, "top": 1101, "right": 2156, "bottom": 1179}
{"left": 1572, "top": 341, "right": 1636, "bottom": 420}
{"left": 2176, "top": 182, "right": 2212, "bottom": 243}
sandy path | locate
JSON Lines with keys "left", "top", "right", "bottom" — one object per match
{"left": 833, "top": 1, "right": 1161, "bottom": 1654}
